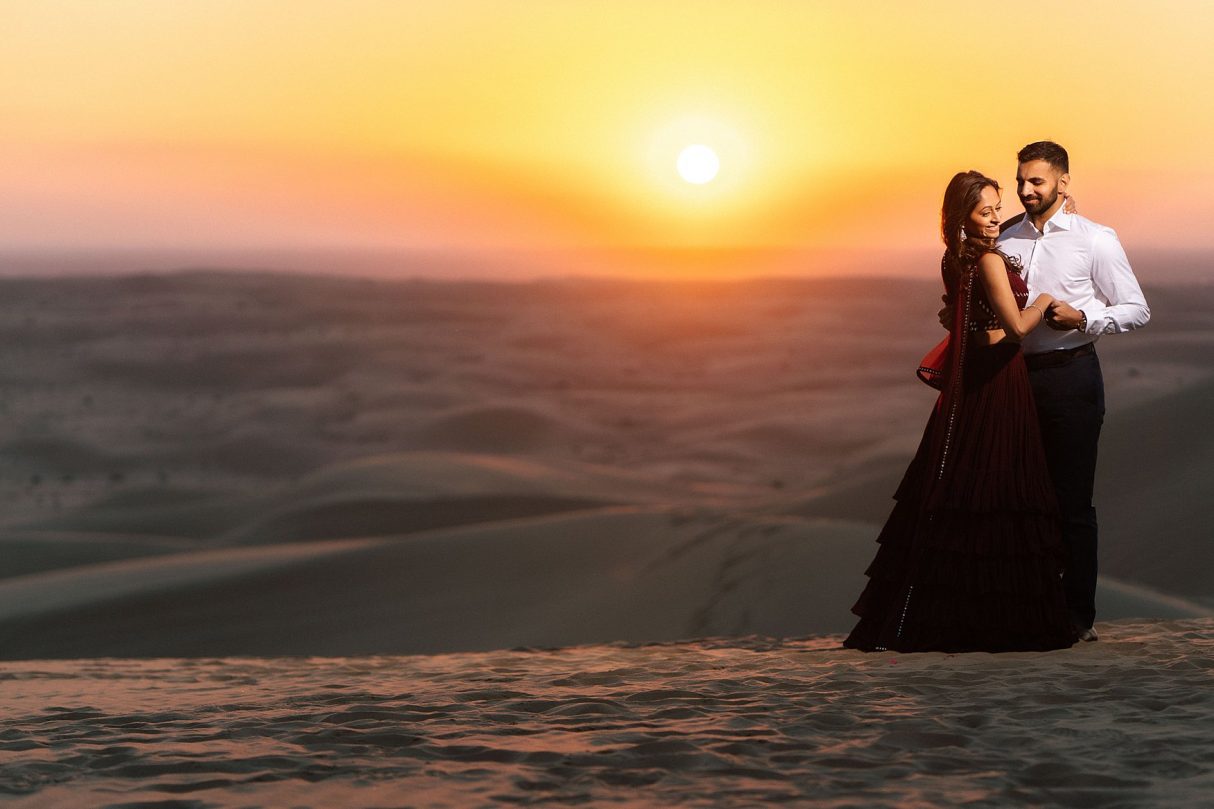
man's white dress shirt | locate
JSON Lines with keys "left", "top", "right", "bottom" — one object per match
{"left": 997, "top": 205, "right": 1150, "bottom": 355}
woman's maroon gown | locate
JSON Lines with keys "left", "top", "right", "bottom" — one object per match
{"left": 843, "top": 248, "right": 1076, "bottom": 652}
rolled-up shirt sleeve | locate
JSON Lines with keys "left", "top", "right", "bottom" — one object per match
{"left": 1083, "top": 228, "right": 1150, "bottom": 335}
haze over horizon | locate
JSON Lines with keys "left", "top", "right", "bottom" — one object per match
{"left": 5, "top": 1, "right": 1214, "bottom": 279}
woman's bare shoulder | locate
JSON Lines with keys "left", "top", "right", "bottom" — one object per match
{"left": 977, "top": 250, "right": 1004, "bottom": 270}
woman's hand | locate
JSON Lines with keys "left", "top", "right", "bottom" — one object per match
{"left": 1025, "top": 293, "right": 1054, "bottom": 329}
{"left": 1063, "top": 192, "right": 1079, "bottom": 214}
{"left": 1046, "top": 299, "right": 1087, "bottom": 331}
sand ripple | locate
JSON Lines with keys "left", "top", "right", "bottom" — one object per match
{"left": 0, "top": 618, "right": 1211, "bottom": 808}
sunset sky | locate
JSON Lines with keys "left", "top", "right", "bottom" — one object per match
{"left": 4, "top": 1, "right": 1214, "bottom": 275}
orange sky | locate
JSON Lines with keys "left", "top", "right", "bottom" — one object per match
{"left": 4, "top": 1, "right": 1214, "bottom": 272}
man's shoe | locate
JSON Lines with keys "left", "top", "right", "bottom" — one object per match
{"left": 1077, "top": 626, "right": 1099, "bottom": 642}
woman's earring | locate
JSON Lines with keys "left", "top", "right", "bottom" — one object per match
{"left": 960, "top": 227, "right": 968, "bottom": 240}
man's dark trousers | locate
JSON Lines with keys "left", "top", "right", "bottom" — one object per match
{"left": 1027, "top": 348, "right": 1105, "bottom": 630}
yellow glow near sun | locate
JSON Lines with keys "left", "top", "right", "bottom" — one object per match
{"left": 642, "top": 112, "right": 752, "bottom": 205}
{"left": 677, "top": 144, "right": 719, "bottom": 184}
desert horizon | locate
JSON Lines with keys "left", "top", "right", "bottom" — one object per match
{"left": 4, "top": 244, "right": 1214, "bottom": 284}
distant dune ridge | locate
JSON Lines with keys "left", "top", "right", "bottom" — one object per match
{"left": 0, "top": 271, "right": 1210, "bottom": 661}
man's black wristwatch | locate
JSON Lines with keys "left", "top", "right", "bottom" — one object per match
{"left": 1077, "top": 311, "right": 1088, "bottom": 332}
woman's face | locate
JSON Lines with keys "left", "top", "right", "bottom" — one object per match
{"left": 967, "top": 185, "right": 1002, "bottom": 239}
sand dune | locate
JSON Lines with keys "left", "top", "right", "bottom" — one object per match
{"left": 214, "top": 450, "right": 701, "bottom": 544}
{"left": 0, "top": 504, "right": 1205, "bottom": 661}
{"left": 0, "top": 618, "right": 1210, "bottom": 807}
{"left": 218, "top": 492, "right": 614, "bottom": 545}
{"left": 286, "top": 451, "right": 691, "bottom": 502}
{"left": 414, "top": 403, "right": 590, "bottom": 452}
{"left": 0, "top": 272, "right": 1210, "bottom": 664}
{"left": 1097, "top": 576, "right": 1214, "bottom": 620}
{"left": 1095, "top": 375, "right": 1214, "bottom": 600}
{"left": 1, "top": 435, "right": 119, "bottom": 477}
{"left": 0, "top": 507, "right": 878, "bottom": 658}
{"left": 0, "top": 529, "right": 192, "bottom": 579}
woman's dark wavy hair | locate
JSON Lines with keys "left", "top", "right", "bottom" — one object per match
{"left": 941, "top": 170, "right": 1000, "bottom": 286}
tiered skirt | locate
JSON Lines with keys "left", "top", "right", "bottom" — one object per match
{"left": 843, "top": 341, "right": 1076, "bottom": 653}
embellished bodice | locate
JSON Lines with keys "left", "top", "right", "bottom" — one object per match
{"left": 968, "top": 251, "right": 1027, "bottom": 332}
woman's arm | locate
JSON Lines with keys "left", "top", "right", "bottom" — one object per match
{"left": 977, "top": 252, "right": 1055, "bottom": 339}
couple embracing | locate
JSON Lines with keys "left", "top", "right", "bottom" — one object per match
{"left": 844, "top": 141, "right": 1150, "bottom": 653}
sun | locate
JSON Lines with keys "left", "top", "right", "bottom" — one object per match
{"left": 676, "top": 144, "right": 720, "bottom": 184}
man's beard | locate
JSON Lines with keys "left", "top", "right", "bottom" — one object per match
{"left": 1021, "top": 188, "right": 1059, "bottom": 214}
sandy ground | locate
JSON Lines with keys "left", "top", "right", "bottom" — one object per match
{"left": 1, "top": 617, "right": 1211, "bottom": 807}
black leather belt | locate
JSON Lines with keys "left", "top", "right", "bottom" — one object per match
{"left": 1024, "top": 341, "right": 1096, "bottom": 370}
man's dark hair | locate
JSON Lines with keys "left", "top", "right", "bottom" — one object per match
{"left": 1017, "top": 141, "right": 1069, "bottom": 173}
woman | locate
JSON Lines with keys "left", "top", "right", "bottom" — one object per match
{"left": 842, "top": 170, "right": 1076, "bottom": 653}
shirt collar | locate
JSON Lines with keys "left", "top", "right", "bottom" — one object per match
{"left": 1016, "top": 202, "right": 1073, "bottom": 236}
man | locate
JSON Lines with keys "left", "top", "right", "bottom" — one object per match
{"left": 997, "top": 141, "right": 1150, "bottom": 642}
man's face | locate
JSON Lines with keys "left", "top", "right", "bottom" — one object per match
{"left": 1016, "top": 159, "right": 1070, "bottom": 216}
